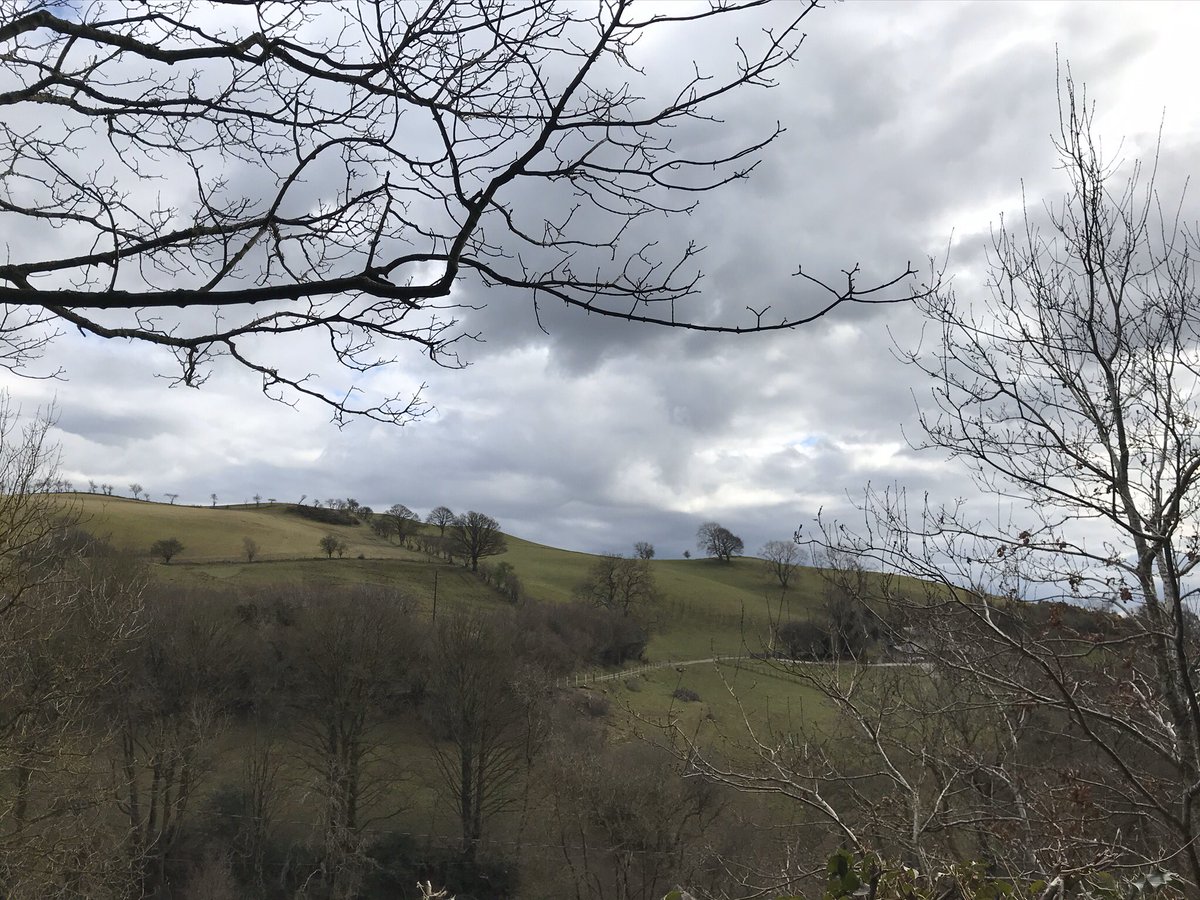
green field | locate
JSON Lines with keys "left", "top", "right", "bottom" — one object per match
{"left": 64, "top": 492, "right": 886, "bottom": 781}
{"left": 28, "top": 491, "right": 937, "bottom": 899}
{"left": 63, "top": 493, "right": 832, "bottom": 661}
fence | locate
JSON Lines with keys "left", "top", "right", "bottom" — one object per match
{"left": 556, "top": 654, "right": 747, "bottom": 689}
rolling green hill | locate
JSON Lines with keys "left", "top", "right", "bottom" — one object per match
{"left": 58, "top": 492, "right": 824, "bottom": 660}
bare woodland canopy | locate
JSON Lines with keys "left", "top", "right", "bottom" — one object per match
{"left": 0, "top": 0, "right": 920, "bottom": 424}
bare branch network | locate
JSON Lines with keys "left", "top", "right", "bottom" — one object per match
{"left": 0, "top": 0, "right": 923, "bottom": 424}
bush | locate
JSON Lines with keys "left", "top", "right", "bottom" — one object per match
{"left": 776, "top": 619, "right": 829, "bottom": 660}
{"left": 318, "top": 534, "right": 346, "bottom": 558}
{"left": 672, "top": 687, "right": 700, "bottom": 703}
{"left": 286, "top": 504, "right": 359, "bottom": 526}
{"left": 365, "top": 833, "right": 519, "bottom": 899}
{"left": 510, "top": 601, "right": 648, "bottom": 675}
{"left": 150, "top": 536, "right": 184, "bottom": 563}
{"left": 581, "top": 691, "right": 611, "bottom": 718}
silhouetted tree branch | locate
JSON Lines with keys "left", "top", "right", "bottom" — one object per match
{"left": 0, "top": 1, "right": 928, "bottom": 425}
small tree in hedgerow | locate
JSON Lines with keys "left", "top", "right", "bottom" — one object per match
{"left": 242, "top": 536, "right": 260, "bottom": 563}
{"left": 150, "top": 537, "right": 183, "bottom": 564}
{"left": 319, "top": 534, "right": 343, "bottom": 559}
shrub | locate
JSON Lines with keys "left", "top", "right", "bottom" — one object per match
{"left": 510, "top": 601, "right": 648, "bottom": 675}
{"left": 287, "top": 504, "right": 358, "bottom": 526}
{"left": 150, "top": 536, "right": 184, "bottom": 563}
{"left": 776, "top": 619, "right": 829, "bottom": 660}
{"left": 581, "top": 692, "right": 611, "bottom": 718}
{"left": 318, "top": 534, "right": 346, "bottom": 558}
{"left": 672, "top": 687, "right": 700, "bottom": 703}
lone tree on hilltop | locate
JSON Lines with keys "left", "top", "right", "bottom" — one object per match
{"left": 150, "top": 537, "right": 183, "bottom": 564}
{"left": 0, "top": 3, "right": 927, "bottom": 426}
{"left": 426, "top": 506, "right": 456, "bottom": 537}
{"left": 450, "top": 512, "right": 506, "bottom": 573}
{"left": 697, "top": 522, "right": 743, "bottom": 563}
{"left": 633, "top": 541, "right": 655, "bottom": 560}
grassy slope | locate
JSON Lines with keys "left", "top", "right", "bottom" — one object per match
{"left": 60, "top": 493, "right": 877, "bottom": 841}
{"left": 66, "top": 494, "right": 416, "bottom": 563}
{"left": 64, "top": 492, "right": 830, "bottom": 659}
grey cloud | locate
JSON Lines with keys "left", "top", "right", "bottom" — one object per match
{"left": 6, "top": 0, "right": 1197, "bottom": 562}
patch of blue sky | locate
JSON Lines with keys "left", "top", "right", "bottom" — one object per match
{"left": 786, "top": 436, "right": 821, "bottom": 449}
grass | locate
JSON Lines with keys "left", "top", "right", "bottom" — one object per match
{"left": 64, "top": 494, "right": 415, "bottom": 564}
{"left": 60, "top": 492, "right": 836, "bottom": 661}
{"left": 611, "top": 658, "right": 839, "bottom": 734}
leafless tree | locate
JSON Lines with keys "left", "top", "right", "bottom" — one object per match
{"left": 634, "top": 541, "right": 655, "bottom": 560}
{"left": 575, "top": 553, "right": 659, "bottom": 619}
{"left": 697, "top": 521, "right": 744, "bottom": 563}
{"left": 165, "top": 492, "right": 179, "bottom": 505}
{"left": 110, "top": 590, "right": 229, "bottom": 895}
{"left": 386, "top": 503, "right": 420, "bottom": 544}
{"left": 0, "top": 1, "right": 926, "bottom": 425}
{"left": 150, "top": 536, "right": 184, "bottom": 563}
{"left": 0, "top": 403, "right": 146, "bottom": 895}
{"left": 547, "top": 741, "right": 724, "bottom": 900}
{"left": 653, "top": 73, "right": 1200, "bottom": 895}
{"left": 760, "top": 539, "right": 803, "bottom": 589}
{"left": 128, "top": 483, "right": 143, "bottom": 501}
{"left": 450, "top": 510, "right": 507, "bottom": 572}
{"left": 668, "top": 646, "right": 1071, "bottom": 894}
{"left": 287, "top": 587, "right": 416, "bottom": 898}
{"left": 242, "top": 535, "right": 259, "bottom": 563}
{"left": 234, "top": 731, "right": 283, "bottom": 894}
{"left": 801, "top": 76, "right": 1200, "bottom": 886}
{"left": 428, "top": 610, "right": 549, "bottom": 862}
{"left": 426, "top": 506, "right": 456, "bottom": 537}
{"left": 319, "top": 533, "right": 344, "bottom": 559}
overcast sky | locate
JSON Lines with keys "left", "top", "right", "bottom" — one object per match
{"left": 5, "top": 0, "right": 1200, "bottom": 560}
